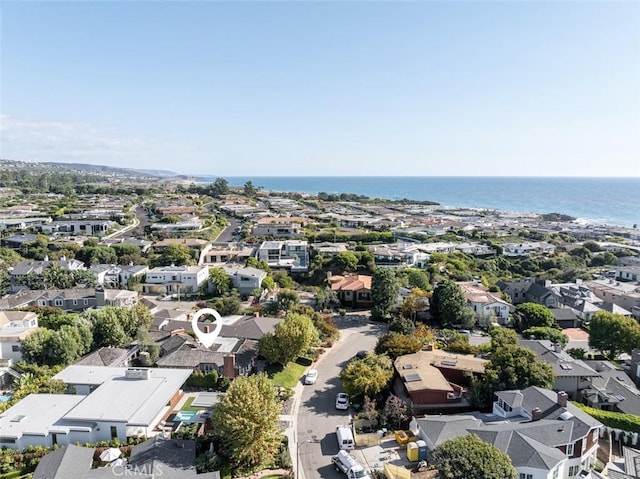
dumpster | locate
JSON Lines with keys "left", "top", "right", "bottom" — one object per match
{"left": 416, "top": 440, "right": 428, "bottom": 461}
{"left": 407, "top": 441, "right": 419, "bottom": 462}
{"left": 395, "top": 430, "right": 409, "bottom": 445}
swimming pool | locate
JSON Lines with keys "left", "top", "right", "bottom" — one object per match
{"left": 0, "top": 395, "right": 12, "bottom": 403}
{"left": 174, "top": 410, "right": 198, "bottom": 422}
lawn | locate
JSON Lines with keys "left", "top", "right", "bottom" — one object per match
{"left": 180, "top": 396, "right": 201, "bottom": 412}
{"left": 267, "top": 361, "right": 307, "bottom": 389}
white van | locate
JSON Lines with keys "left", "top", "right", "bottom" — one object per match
{"left": 336, "top": 425, "right": 355, "bottom": 450}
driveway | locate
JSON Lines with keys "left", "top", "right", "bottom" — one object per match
{"left": 297, "top": 315, "right": 387, "bottom": 479}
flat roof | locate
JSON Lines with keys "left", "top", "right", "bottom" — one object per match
{"left": 63, "top": 369, "right": 191, "bottom": 425}
{"left": 53, "top": 365, "right": 128, "bottom": 386}
{"left": 0, "top": 394, "right": 84, "bottom": 439}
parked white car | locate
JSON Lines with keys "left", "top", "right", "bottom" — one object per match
{"left": 304, "top": 369, "right": 318, "bottom": 385}
{"left": 336, "top": 393, "right": 350, "bottom": 410}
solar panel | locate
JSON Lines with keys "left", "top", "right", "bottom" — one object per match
{"left": 405, "top": 373, "right": 421, "bottom": 382}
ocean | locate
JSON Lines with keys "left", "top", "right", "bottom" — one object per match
{"left": 199, "top": 176, "right": 640, "bottom": 229}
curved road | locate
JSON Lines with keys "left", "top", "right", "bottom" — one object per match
{"left": 297, "top": 316, "right": 387, "bottom": 479}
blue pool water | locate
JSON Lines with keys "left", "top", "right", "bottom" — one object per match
{"left": 174, "top": 410, "right": 198, "bottom": 422}
{"left": 0, "top": 395, "right": 12, "bottom": 403}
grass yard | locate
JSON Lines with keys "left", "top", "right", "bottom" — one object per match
{"left": 180, "top": 396, "right": 201, "bottom": 412}
{"left": 267, "top": 361, "right": 307, "bottom": 389}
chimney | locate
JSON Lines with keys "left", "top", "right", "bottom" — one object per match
{"left": 531, "top": 407, "right": 542, "bottom": 421}
{"left": 553, "top": 343, "right": 562, "bottom": 353}
{"left": 557, "top": 391, "right": 568, "bottom": 407}
{"left": 203, "top": 325, "right": 210, "bottom": 334}
{"left": 254, "top": 311, "right": 260, "bottom": 318}
{"left": 544, "top": 279, "right": 552, "bottom": 288}
{"left": 223, "top": 355, "right": 237, "bottom": 379}
{"left": 426, "top": 343, "right": 435, "bottom": 351}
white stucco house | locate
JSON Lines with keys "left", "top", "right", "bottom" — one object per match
{"left": 143, "top": 265, "right": 209, "bottom": 294}
{"left": 0, "top": 366, "right": 190, "bottom": 450}
{"left": 0, "top": 311, "right": 38, "bottom": 363}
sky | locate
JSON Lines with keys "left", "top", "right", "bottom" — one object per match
{"left": 1, "top": 1, "right": 639, "bottom": 177}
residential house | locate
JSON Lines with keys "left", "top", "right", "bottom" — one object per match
{"left": 0, "top": 311, "right": 38, "bottom": 363}
{"left": 329, "top": 274, "right": 373, "bottom": 309}
{"left": 90, "top": 264, "right": 148, "bottom": 288}
{"left": 152, "top": 238, "right": 209, "bottom": 254}
{"left": 201, "top": 244, "right": 256, "bottom": 265}
{"left": 458, "top": 281, "right": 513, "bottom": 325}
{"left": 0, "top": 287, "right": 137, "bottom": 312}
{"left": 519, "top": 340, "right": 601, "bottom": 399}
{"left": 616, "top": 266, "right": 640, "bottom": 282}
{"left": 33, "top": 439, "right": 221, "bottom": 479}
{"left": 579, "top": 360, "right": 640, "bottom": 417}
{"left": 150, "top": 217, "right": 203, "bottom": 232}
{"left": 220, "top": 265, "right": 267, "bottom": 296}
{"left": 497, "top": 277, "right": 536, "bottom": 305}
{"left": 491, "top": 387, "right": 603, "bottom": 478}
{"left": 0, "top": 233, "right": 40, "bottom": 248}
{"left": 310, "top": 242, "right": 349, "bottom": 258}
{"left": 256, "top": 240, "right": 309, "bottom": 272}
{"left": 394, "top": 350, "right": 487, "bottom": 411}
{"left": 251, "top": 217, "right": 305, "bottom": 238}
{"left": 41, "top": 220, "right": 116, "bottom": 236}
{"left": 368, "top": 243, "right": 429, "bottom": 269}
{"left": 550, "top": 308, "right": 581, "bottom": 329}
{"left": 143, "top": 265, "right": 210, "bottom": 295}
{"left": 75, "top": 346, "right": 138, "bottom": 368}
{"left": 605, "top": 445, "right": 640, "bottom": 479}
{"left": 526, "top": 282, "right": 559, "bottom": 308}
{"left": 584, "top": 279, "right": 640, "bottom": 319}
{"left": 503, "top": 242, "right": 557, "bottom": 257}
{"left": 10, "top": 258, "right": 86, "bottom": 291}
{"left": 0, "top": 367, "right": 191, "bottom": 449}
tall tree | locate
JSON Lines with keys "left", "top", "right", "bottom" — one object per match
{"left": 589, "top": 311, "right": 640, "bottom": 359}
{"left": 209, "top": 267, "right": 232, "bottom": 297}
{"left": 432, "top": 434, "right": 517, "bottom": 479}
{"left": 371, "top": 268, "right": 399, "bottom": 320}
{"left": 375, "top": 332, "right": 422, "bottom": 359}
{"left": 516, "top": 303, "right": 555, "bottom": 330}
{"left": 431, "top": 279, "right": 468, "bottom": 327}
{"left": 471, "top": 343, "right": 554, "bottom": 409}
{"left": 259, "top": 312, "right": 319, "bottom": 365}
{"left": 158, "top": 243, "right": 195, "bottom": 266}
{"left": 340, "top": 353, "right": 394, "bottom": 399}
{"left": 212, "top": 374, "right": 281, "bottom": 474}
{"left": 243, "top": 180, "right": 258, "bottom": 197}
{"left": 209, "top": 177, "right": 230, "bottom": 198}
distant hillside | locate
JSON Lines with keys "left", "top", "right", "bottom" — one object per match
{"left": 0, "top": 159, "right": 178, "bottom": 179}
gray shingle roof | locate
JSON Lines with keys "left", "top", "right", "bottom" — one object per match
{"left": 33, "top": 444, "right": 94, "bottom": 479}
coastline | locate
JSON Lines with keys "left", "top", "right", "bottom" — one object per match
{"left": 190, "top": 176, "right": 640, "bottom": 229}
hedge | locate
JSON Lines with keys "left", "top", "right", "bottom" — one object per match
{"left": 573, "top": 402, "right": 640, "bottom": 434}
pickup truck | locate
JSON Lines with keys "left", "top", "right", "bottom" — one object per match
{"left": 332, "top": 450, "right": 371, "bottom": 479}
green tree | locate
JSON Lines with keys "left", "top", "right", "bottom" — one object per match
{"left": 389, "top": 316, "right": 416, "bottom": 335}
{"left": 589, "top": 311, "right": 640, "bottom": 359}
{"left": 515, "top": 303, "right": 555, "bottom": 331}
{"left": 332, "top": 251, "right": 359, "bottom": 272}
{"left": 380, "top": 394, "right": 410, "bottom": 430}
{"left": 209, "top": 295, "right": 242, "bottom": 315}
{"left": 209, "top": 267, "right": 232, "bottom": 297}
{"left": 405, "top": 269, "right": 431, "bottom": 290}
{"left": 243, "top": 180, "right": 258, "bottom": 197}
{"left": 91, "top": 312, "right": 129, "bottom": 348}
{"left": 375, "top": 332, "right": 422, "bottom": 360}
{"left": 522, "top": 326, "right": 569, "bottom": 347}
{"left": 371, "top": 268, "right": 399, "bottom": 320}
{"left": 209, "top": 177, "right": 230, "bottom": 198}
{"left": 246, "top": 257, "right": 270, "bottom": 272}
{"left": 431, "top": 279, "right": 468, "bottom": 328}
{"left": 432, "top": 434, "right": 517, "bottom": 479}
{"left": 159, "top": 243, "right": 195, "bottom": 266}
{"left": 472, "top": 344, "right": 555, "bottom": 409}
{"left": 212, "top": 374, "right": 281, "bottom": 474}
{"left": 489, "top": 327, "right": 518, "bottom": 351}
{"left": 276, "top": 289, "right": 299, "bottom": 312}
{"left": 272, "top": 270, "right": 296, "bottom": 289}
{"left": 340, "top": 353, "right": 394, "bottom": 399}
{"left": 259, "top": 312, "right": 319, "bottom": 365}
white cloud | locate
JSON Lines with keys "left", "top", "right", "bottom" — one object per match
{"left": 0, "top": 115, "right": 184, "bottom": 171}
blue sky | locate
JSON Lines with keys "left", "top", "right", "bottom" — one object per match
{"left": 1, "top": 1, "right": 639, "bottom": 177}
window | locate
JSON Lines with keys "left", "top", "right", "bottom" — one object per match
{"left": 552, "top": 466, "right": 560, "bottom": 479}
{"left": 593, "top": 429, "right": 598, "bottom": 441}
{"left": 54, "top": 299, "right": 63, "bottom": 307}
{"left": 567, "top": 442, "right": 574, "bottom": 456}
{"left": 73, "top": 299, "right": 77, "bottom": 305}
{"left": 568, "top": 465, "right": 580, "bottom": 477}
{"left": 12, "top": 345, "right": 20, "bottom": 352}
{"left": 83, "top": 299, "right": 89, "bottom": 305}
{"left": 38, "top": 299, "right": 47, "bottom": 306}
{"left": 519, "top": 474, "right": 532, "bottom": 479}
{"left": 110, "top": 426, "right": 117, "bottom": 439}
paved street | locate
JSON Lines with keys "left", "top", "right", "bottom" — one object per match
{"left": 297, "top": 315, "right": 387, "bottom": 479}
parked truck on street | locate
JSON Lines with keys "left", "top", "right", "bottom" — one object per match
{"left": 332, "top": 450, "right": 371, "bottom": 479}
